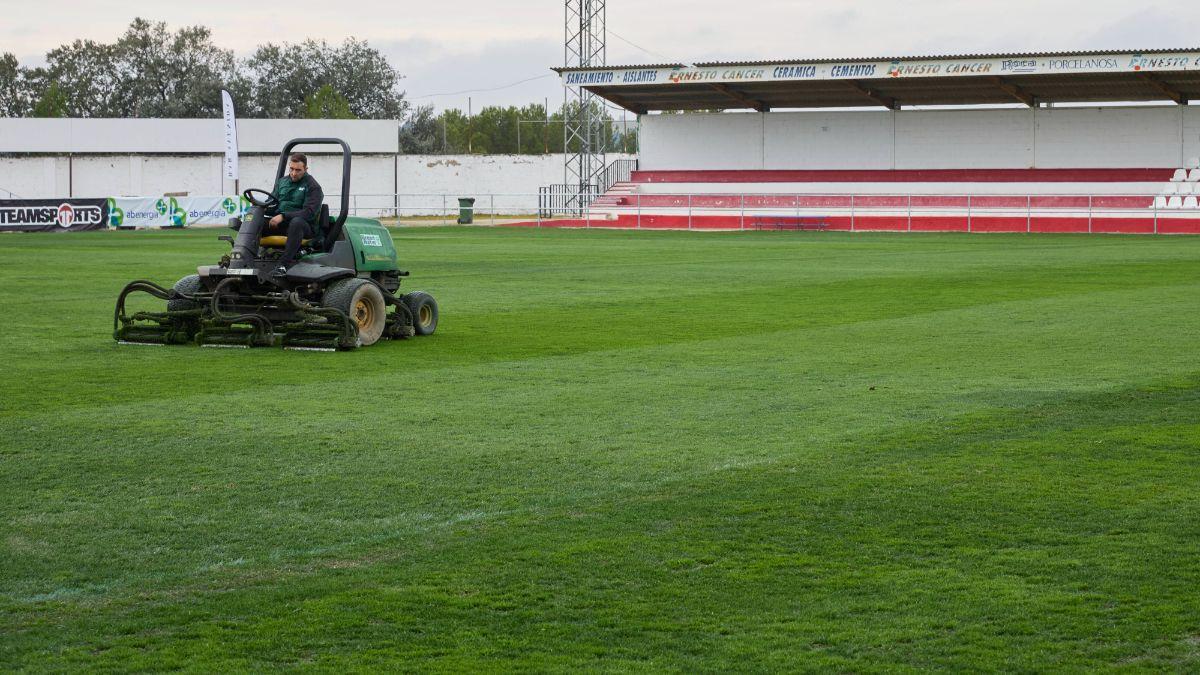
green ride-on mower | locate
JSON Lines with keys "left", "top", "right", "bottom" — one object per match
{"left": 114, "top": 137, "right": 438, "bottom": 350}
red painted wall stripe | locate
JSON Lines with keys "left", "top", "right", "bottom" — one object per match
{"left": 631, "top": 169, "right": 1176, "bottom": 184}
{"left": 503, "top": 214, "right": 1197, "bottom": 234}
{"left": 607, "top": 195, "right": 1160, "bottom": 209}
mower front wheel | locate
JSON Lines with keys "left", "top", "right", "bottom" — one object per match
{"left": 323, "top": 278, "right": 387, "bottom": 346}
{"left": 167, "top": 274, "right": 204, "bottom": 311}
{"left": 403, "top": 291, "right": 438, "bottom": 336}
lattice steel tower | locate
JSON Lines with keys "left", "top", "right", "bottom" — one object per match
{"left": 564, "top": 0, "right": 606, "bottom": 211}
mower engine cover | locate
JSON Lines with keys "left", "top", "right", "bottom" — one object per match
{"left": 330, "top": 217, "right": 399, "bottom": 272}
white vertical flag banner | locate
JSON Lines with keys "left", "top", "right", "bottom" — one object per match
{"left": 221, "top": 90, "right": 239, "bottom": 180}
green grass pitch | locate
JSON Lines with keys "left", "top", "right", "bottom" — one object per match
{"left": 2, "top": 226, "right": 1199, "bottom": 670}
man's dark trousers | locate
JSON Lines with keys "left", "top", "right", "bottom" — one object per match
{"left": 271, "top": 216, "right": 314, "bottom": 266}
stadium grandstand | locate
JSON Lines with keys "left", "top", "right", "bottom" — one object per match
{"left": 550, "top": 48, "right": 1200, "bottom": 234}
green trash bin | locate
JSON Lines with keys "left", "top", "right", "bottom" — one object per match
{"left": 457, "top": 197, "right": 475, "bottom": 224}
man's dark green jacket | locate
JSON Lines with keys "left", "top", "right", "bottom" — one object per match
{"left": 271, "top": 173, "right": 324, "bottom": 225}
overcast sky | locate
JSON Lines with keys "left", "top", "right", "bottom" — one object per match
{"left": 2, "top": 0, "right": 1197, "bottom": 115}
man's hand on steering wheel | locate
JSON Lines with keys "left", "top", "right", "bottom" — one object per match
{"left": 243, "top": 188, "right": 284, "bottom": 228}
{"left": 243, "top": 188, "right": 279, "bottom": 210}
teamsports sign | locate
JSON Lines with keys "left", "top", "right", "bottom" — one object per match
{"left": 561, "top": 50, "right": 1200, "bottom": 87}
{"left": 0, "top": 199, "right": 109, "bottom": 232}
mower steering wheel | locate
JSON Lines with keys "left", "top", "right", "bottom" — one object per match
{"left": 243, "top": 188, "right": 279, "bottom": 209}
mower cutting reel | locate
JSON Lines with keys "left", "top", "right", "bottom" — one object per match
{"left": 113, "top": 137, "right": 436, "bottom": 351}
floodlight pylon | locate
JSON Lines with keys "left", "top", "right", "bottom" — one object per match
{"left": 564, "top": 0, "right": 606, "bottom": 214}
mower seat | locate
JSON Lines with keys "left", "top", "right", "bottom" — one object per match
{"left": 259, "top": 204, "right": 330, "bottom": 249}
{"left": 259, "top": 236, "right": 309, "bottom": 248}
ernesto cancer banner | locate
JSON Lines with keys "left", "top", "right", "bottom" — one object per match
{"left": 107, "top": 195, "right": 250, "bottom": 228}
{"left": 0, "top": 198, "right": 109, "bottom": 232}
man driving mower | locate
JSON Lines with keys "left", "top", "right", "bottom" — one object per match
{"left": 265, "top": 151, "right": 324, "bottom": 275}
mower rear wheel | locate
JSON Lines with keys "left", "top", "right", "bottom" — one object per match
{"left": 167, "top": 274, "right": 204, "bottom": 311}
{"left": 323, "top": 278, "right": 387, "bottom": 346}
{"left": 404, "top": 291, "right": 438, "bottom": 336}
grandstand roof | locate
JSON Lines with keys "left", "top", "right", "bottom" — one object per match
{"left": 554, "top": 48, "right": 1200, "bottom": 113}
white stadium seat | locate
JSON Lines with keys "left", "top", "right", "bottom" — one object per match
{"left": 1167, "top": 196, "right": 1183, "bottom": 209}
{"left": 1187, "top": 157, "right": 1200, "bottom": 169}
{"left": 1161, "top": 183, "right": 1177, "bottom": 195}
{"left": 1171, "top": 169, "right": 1187, "bottom": 182}
{"left": 1185, "top": 196, "right": 1199, "bottom": 209}
{"left": 1154, "top": 195, "right": 1169, "bottom": 209}
{"left": 1189, "top": 169, "right": 1200, "bottom": 182}
{"left": 1177, "top": 182, "right": 1194, "bottom": 195}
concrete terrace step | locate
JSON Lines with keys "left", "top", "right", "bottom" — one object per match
{"left": 592, "top": 196, "right": 628, "bottom": 206}
{"left": 592, "top": 182, "right": 641, "bottom": 208}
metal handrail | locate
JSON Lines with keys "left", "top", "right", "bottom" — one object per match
{"left": 312, "top": 191, "right": 1191, "bottom": 237}
{"left": 599, "top": 158, "right": 638, "bottom": 193}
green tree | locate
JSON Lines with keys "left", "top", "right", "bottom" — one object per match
{"left": 609, "top": 112, "right": 638, "bottom": 154}
{"left": 0, "top": 52, "right": 32, "bottom": 117}
{"left": 4, "top": 19, "right": 406, "bottom": 120}
{"left": 324, "top": 38, "right": 407, "bottom": 119}
{"left": 241, "top": 38, "right": 406, "bottom": 119}
{"left": 470, "top": 106, "right": 514, "bottom": 153}
{"left": 116, "top": 18, "right": 237, "bottom": 118}
{"left": 32, "top": 82, "right": 68, "bottom": 117}
{"left": 550, "top": 100, "right": 637, "bottom": 154}
{"left": 305, "top": 84, "right": 355, "bottom": 119}
{"left": 232, "top": 43, "right": 303, "bottom": 118}
{"left": 408, "top": 101, "right": 637, "bottom": 156}
{"left": 439, "top": 108, "right": 471, "bottom": 154}
{"left": 34, "top": 39, "right": 122, "bottom": 117}
{"left": 516, "top": 103, "right": 550, "bottom": 154}
{"left": 23, "top": 20, "right": 235, "bottom": 118}
{"left": 399, "top": 104, "right": 443, "bottom": 154}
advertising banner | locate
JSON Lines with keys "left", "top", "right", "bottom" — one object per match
{"left": 107, "top": 195, "right": 250, "bottom": 229}
{"left": 0, "top": 198, "right": 109, "bottom": 232}
{"left": 561, "top": 51, "right": 1200, "bottom": 88}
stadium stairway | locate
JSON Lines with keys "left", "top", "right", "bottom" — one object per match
{"left": 591, "top": 181, "right": 638, "bottom": 208}
{"left": 576, "top": 167, "right": 1200, "bottom": 234}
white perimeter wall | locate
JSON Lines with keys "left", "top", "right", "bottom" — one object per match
{"left": 0, "top": 152, "right": 627, "bottom": 215}
{"left": 0, "top": 154, "right": 397, "bottom": 201}
{"left": 395, "top": 155, "right": 605, "bottom": 215}
{"left": 0, "top": 118, "right": 399, "bottom": 154}
{"left": 640, "top": 106, "right": 1200, "bottom": 170}
{"left": 0, "top": 118, "right": 630, "bottom": 212}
